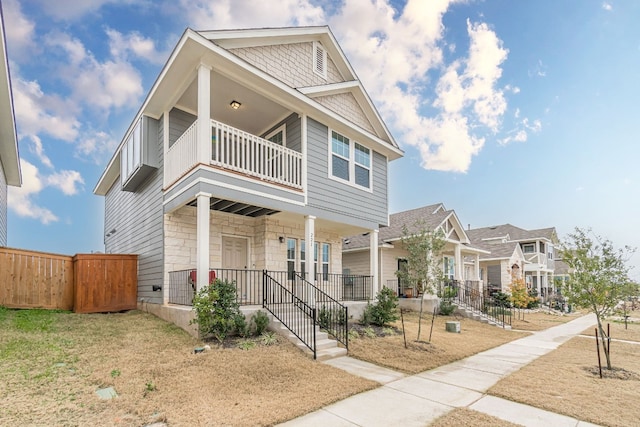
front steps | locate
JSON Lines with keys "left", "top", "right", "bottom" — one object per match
{"left": 268, "top": 314, "right": 347, "bottom": 361}
{"left": 455, "top": 302, "right": 512, "bottom": 330}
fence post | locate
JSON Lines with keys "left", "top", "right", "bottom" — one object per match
{"left": 312, "top": 307, "right": 317, "bottom": 360}
{"left": 262, "top": 270, "right": 266, "bottom": 307}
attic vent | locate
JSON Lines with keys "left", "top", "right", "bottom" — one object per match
{"left": 313, "top": 41, "right": 327, "bottom": 79}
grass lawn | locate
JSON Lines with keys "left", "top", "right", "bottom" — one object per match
{"left": 509, "top": 309, "right": 583, "bottom": 331}
{"left": 488, "top": 319, "right": 640, "bottom": 427}
{"left": 347, "top": 310, "right": 530, "bottom": 374}
{"left": 0, "top": 307, "right": 376, "bottom": 426}
{"left": 429, "top": 408, "right": 521, "bottom": 427}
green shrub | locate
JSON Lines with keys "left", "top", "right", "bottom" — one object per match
{"left": 190, "top": 279, "right": 244, "bottom": 342}
{"left": 359, "top": 287, "right": 399, "bottom": 326}
{"left": 318, "top": 305, "right": 347, "bottom": 330}
{"left": 493, "top": 292, "right": 511, "bottom": 308}
{"left": 439, "top": 300, "right": 456, "bottom": 315}
{"left": 260, "top": 331, "right": 278, "bottom": 346}
{"left": 527, "top": 289, "right": 540, "bottom": 309}
{"left": 438, "top": 285, "right": 458, "bottom": 300}
{"left": 251, "top": 311, "right": 270, "bottom": 336}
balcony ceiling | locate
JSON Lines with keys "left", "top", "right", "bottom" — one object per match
{"left": 187, "top": 197, "right": 280, "bottom": 217}
{"left": 176, "top": 72, "right": 291, "bottom": 136}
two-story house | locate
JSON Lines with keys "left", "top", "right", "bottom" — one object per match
{"left": 467, "top": 224, "right": 557, "bottom": 300}
{"left": 0, "top": 8, "right": 21, "bottom": 246}
{"left": 93, "top": 26, "right": 403, "bottom": 336}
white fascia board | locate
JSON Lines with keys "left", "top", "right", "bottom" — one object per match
{"left": 299, "top": 81, "right": 360, "bottom": 97}
{"left": 443, "top": 210, "right": 471, "bottom": 245}
{"left": 0, "top": 15, "right": 20, "bottom": 187}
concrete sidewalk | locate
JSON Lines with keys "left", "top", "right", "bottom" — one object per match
{"left": 279, "top": 313, "right": 598, "bottom": 427}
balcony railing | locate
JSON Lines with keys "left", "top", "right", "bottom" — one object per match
{"left": 164, "top": 118, "right": 303, "bottom": 189}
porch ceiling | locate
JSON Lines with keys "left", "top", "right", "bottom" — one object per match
{"left": 187, "top": 197, "right": 280, "bottom": 217}
{"left": 176, "top": 71, "right": 291, "bottom": 136}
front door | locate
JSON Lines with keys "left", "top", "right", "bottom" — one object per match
{"left": 222, "top": 236, "right": 249, "bottom": 303}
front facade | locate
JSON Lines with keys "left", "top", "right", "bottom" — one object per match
{"left": 342, "top": 203, "right": 487, "bottom": 297}
{"left": 0, "top": 7, "right": 21, "bottom": 246}
{"left": 94, "top": 27, "right": 403, "bottom": 322}
{"left": 467, "top": 224, "right": 557, "bottom": 299}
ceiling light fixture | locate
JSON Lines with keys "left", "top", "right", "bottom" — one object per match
{"left": 230, "top": 100, "right": 241, "bottom": 110}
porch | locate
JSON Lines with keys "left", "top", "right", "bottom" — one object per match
{"left": 168, "top": 268, "right": 373, "bottom": 307}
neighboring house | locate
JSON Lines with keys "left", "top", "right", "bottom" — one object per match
{"left": 464, "top": 236, "right": 525, "bottom": 294}
{"left": 467, "top": 224, "right": 557, "bottom": 300}
{"left": 342, "top": 203, "right": 487, "bottom": 297}
{"left": 0, "top": 6, "right": 21, "bottom": 246}
{"left": 93, "top": 26, "right": 403, "bottom": 330}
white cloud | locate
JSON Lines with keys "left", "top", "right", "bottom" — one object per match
{"left": 46, "top": 170, "right": 85, "bottom": 195}
{"left": 499, "top": 129, "right": 528, "bottom": 145}
{"left": 46, "top": 31, "right": 144, "bottom": 111}
{"left": 498, "top": 117, "right": 542, "bottom": 145}
{"left": 2, "top": 0, "right": 38, "bottom": 60}
{"left": 106, "top": 28, "right": 168, "bottom": 65}
{"left": 602, "top": 2, "right": 613, "bottom": 11}
{"left": 8, "top": 160, "right": 58, "bottom": 224}
{"left": 179, "top": 0, "right": 326, "bottom": 29}
{"left": 529, "top": 59, "right": 547, "bottom": 77}
{"left": 27, "top": 135, "right": 53, "bottom": 169}
{"left": 75, "top": 130, "right": 119, "bottom": 163}
{"left": 12, "top": 77, "right": 81, "bottom": 142}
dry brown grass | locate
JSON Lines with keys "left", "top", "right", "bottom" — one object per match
{"left": 0, "top": 308, "right": 376, "bottom": 426}
{"left": 347, "top": 311, "right": 529, "bottom": 374}
{"left": 428, "top": 408, "right": 520, "bottom": 427}
{"left": 488, "top": 322, "right": 640, "bottom": 427}
{"left": 510, "top": 309, "right": 583, "bottom": 332}
{"left": 581, "top": 318, "right": 640, "bottom": 342}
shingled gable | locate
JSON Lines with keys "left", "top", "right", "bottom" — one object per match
{"left": 342, "top": 203, "right": 474, "bottom": 251}
{"left": 467, "top": 224, "right": 557, "bottom": 244}
{"left": 199, "top": 26, "right": 398, "bottom": 148}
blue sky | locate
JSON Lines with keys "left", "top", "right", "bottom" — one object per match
{"left": 4, "top": 0, "right": 640, "bottom": 277}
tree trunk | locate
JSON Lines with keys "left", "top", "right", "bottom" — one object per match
{"left": 417, "top": 295, "right": 424, "bottom": 341}
{"left": 597, "top": 317, "right": 612, "bottom": 369}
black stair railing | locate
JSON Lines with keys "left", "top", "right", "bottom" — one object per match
{"left": 440, "top": 280, "right": 511, "bottom": 328}
{"left": 294, "top": 273, "right": 349, "bottom": 350}
{"left": 262, "top": 271, "right": 317, "bottom": 359}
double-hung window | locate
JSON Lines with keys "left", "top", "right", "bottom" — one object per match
{"left": 287, "top": 238, "right": 296, "bottom": 280}
{"left": 321, "top": 243, "right": 330, "bottom": 280}
{"left": 330, "top": 130, "right": 372, "bottom": 189}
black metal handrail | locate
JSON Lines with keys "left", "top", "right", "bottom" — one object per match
{"left": 167, "top": 268, "right": 266, "bottom": 306}
{"left": 295, "top": 273, "right": 348, "bottom": 349}
{"left": 315, "top": 273, "right": 372, "bottom": 301}
{"left": 439, "top": 280, "right": 511, "bottom": 328}
{"left": 263, "top": 271, "right": 317, "bottom": 359}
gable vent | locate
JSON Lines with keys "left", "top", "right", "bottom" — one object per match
{"left": 313, "top": 41, "right": 327, "bottom": 79}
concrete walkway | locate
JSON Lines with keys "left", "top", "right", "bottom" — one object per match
{"left": 279, "top": 314, "right": 599, "bottom": 427}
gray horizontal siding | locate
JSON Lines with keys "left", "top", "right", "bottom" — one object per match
{"left": 105, "top": 115, "right": 164, "bottom": 304}
{"left": 169, "top": 108, "right": 196, "bottom": 148}
{"left": 306, "top": 117, "right": 388, "bottom": 227}
{"left": 0, "top": 159, "right": 6, "bottom": 246}
{"left": 261, "top": 113, "right": 302, "bottom": 153}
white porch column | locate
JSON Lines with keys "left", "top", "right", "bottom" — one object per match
{"left": 197, "top": 63, "right": 212, "bottom": 164}
{"left": 536, "top": 270, "right": 542, "bottom": 299}
{"left": 369, "top": 229, "right": 379, "bottom": 294}
{"left": 474, "top": 254, "right": 480, "bottom": 281}
{"left": 304, "top": 215, "right": 315, "bottom": 305}
{"left": 454, "top": 244, "right": 462, "bottom": 282}
{"left": 196, "top": 192, "right": 211, "bottom": 291}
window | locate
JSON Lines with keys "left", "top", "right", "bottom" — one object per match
{"left": 120, "top": 116, "right": 158, "bottom": 192}
{"left": 322, "top": 243, "right": 330, "bottom": 280}
{"left": 313, "top": 41, "right": 327, "bottom": 79}
{"left": 121, "top": 118, "right": 142, "bottom": 186}
{"left": 354, "top": 143, "right": 370, "bottom": 187}
{"left": 301, "top": 240, "right": 322, "bottom": 279}
{"left": 331, "top": 131, "right": 350, "bottom": 181}
{"left": 539, "top": 242, "right": 545, "bottom": 254}
{"left": 330, "top": 130, "right": 372, "bottom": 189}
{"left": 443, "top": 256, "right": 455, "bottom": 280}
{"left": 523, "top": 244, "right": 535, "bottom": 254}
{"left": 265, "top": 124, "right": 286, "bottom": 146}
{"left": 287, "top": 238, "right": 296, "bottom": 279}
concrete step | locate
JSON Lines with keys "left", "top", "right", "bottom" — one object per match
{"left": 316, "top": 346, "right": 347, "bottom": 361}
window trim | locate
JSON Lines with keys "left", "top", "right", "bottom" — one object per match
{"left": 265, "top": 123, "right": 286, "bottom": 147}
{"left": 328, "top": 129, "right": 373, "bottom": 192}
{"left": 522, "top": 243, "right": 535, "bottom": 254}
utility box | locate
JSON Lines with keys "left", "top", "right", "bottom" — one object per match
{"left": 445, "top": 321, "right": 461, "bottom": 333}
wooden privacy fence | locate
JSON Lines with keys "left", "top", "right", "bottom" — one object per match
{"left": 0, "top": 247, "right": 137, "bottom": 313}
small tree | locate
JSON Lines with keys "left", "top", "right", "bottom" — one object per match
{"left": 396, "top": 220, "right": 446, "bottom": 340}
{"left": 560, "top": 227, "right": 635, "bottom": 370}
{"left": 191, "top": 279, "right": 245, "bottom": 342}
{"left": 509, "top": 271, "right": 535, "bottom": 319}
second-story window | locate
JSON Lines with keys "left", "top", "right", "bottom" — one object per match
{"left": 330, "top": 130, "right": 372, "bottom": 189}
{"left": 265, "top": 124, "right": 286, "bottom": 146}
{"left": 523, "top": 243, "right": 535, "bottom": 253}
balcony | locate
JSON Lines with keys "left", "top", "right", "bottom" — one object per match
{"left": 165, "top": 119, "right": 303, "bottom": 190}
